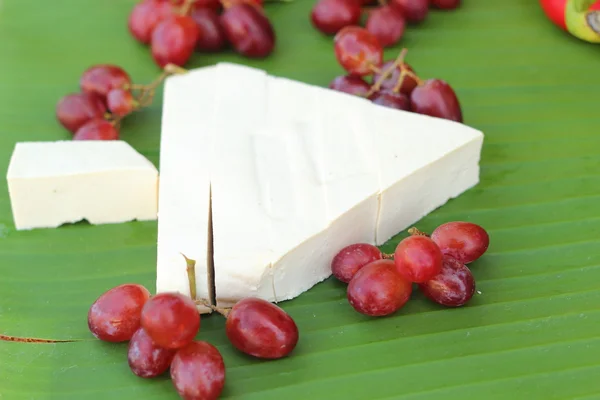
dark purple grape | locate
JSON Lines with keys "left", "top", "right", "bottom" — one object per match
{"left": 410, "top": 79, "right": 463, "bottom": 122}
{"left": 329, "top": 75, "right": 371, "bottom": 97}
{"left": 369, "top": 89, "right": 410, "bottom": 110}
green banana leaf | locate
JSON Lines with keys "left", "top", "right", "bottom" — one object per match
{"left": 1, "top": 0, "right": 600, "bottom": 398}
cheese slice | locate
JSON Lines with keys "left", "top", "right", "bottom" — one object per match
{"left": 155, "top": 66, "right": 216, "bottom": 313}
{"left": 6, "top": 140, "right": 158, "bottom": 230}
{"left": 210, "top": 63, "right": 275, "bottom": 307}
{"left": 368, "top": 105, "right": 483, "bottom": 245}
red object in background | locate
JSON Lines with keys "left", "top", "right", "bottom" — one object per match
{"left": 540, "top": 0, "right": 600, "bottom": 31}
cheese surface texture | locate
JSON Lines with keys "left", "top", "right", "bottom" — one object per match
{"left": 6, "top": 140, "right": 158, "bottom": 230}
{"left": 155, "top": 62, "right": 484, "bottom": 308}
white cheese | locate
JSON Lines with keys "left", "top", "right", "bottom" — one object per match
{"left": 6, "top": 140, "right": 158, "bottom": 230}
{"left": 210, "top": 63, "right": 276, "bottom": 307}
{"left": 154, "top": 62, "right": 484, "bottom": 308}
{"left": 155, "top": 66, "right": 216, "bottom": 313}
{"left": 368, "top": 105, "right": 483, "bottom": 245}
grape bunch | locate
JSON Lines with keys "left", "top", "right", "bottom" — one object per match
{"left": 55, "top": 63, "right": 184, "bottom": 141}
{"left": 87, "top": 280, "right": 299, "bottom": 399}
{"left": 330, "top": 27, "right": 463, "bottom": 122}
{"left": 311, "top": 0, "right": 461, "bottom": 48}
{"left": 128, "top": 0, "right": 277, "bottom": 68}
{"left": 331, "top": 221, "right": 489, "bottom": 317}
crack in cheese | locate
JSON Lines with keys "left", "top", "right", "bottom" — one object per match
{"left": 155, "top": 62, "right": 484, "bottom": 308}
{"left": 6, "top": 140, "right": 158, "bottom": 230}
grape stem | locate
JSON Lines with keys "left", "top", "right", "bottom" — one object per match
{"left": 366, "top": 48, "right": 409, "bottom": 97}
{"left": 182, "top": 253, "right": 197, "bottom": 300}
{"left": 382, "top": 253, "right": 394, "bottom": 260}
{"left": 179, "top": 0, "right": 196, "bottom": 15}
{"left": 408, "top": 227, "right": 429, "bottom": 237}
{"left": 195, "top": 299, "right": 231, "bottom": 318}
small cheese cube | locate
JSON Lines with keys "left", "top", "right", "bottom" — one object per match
{"left": 6, "top": 140, "right": 158, "bottom": 230}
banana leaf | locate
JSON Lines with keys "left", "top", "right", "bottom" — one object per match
{"left": 1, "top": 0, "right": 599, "bottom": 398}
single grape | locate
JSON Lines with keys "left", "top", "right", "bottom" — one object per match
{"left": 170, "top": 341, "right": 226, "bottom": 400}
{"left": 371, "top": 60, "right": 418, "bottom": 95}
{"left": 107, "top": 88, "right": 138, "bottom": 117}
{"left": 389, "top": 0, "right": 429, "bottom": 23}
{"left": 418, "top": 256, "right": 475, "bottom": 307}
{"left": 310, "top": 0, "right": 362, "bottom": 35}
{"left": 334, "top": 26, "right": 383, "bottom": 76}
{"left": 394, "top": 235, "right": 443, "bottom": 283}
{"left": 430, "top": 221, "right": 489, "bottom": 264}
{"left": 56, "top": 93, "right": 107, "bottom": 134}
{"left": 141, "top": 292, "right": 200, "bottom": 349}
{"left": 410, "top": 79, "right": 463, "bottom": 122}
{"left": 369, "top": 89, "right": 410, "bottom": 110}
{"left": 220, "top": 4, "right": 275, "bottom": 58}
{"left": 347, "top": 259, "right": 412, "bottom": 317}
{"left": 87, "top": 283, "right": 151, "bottom": 342}
{"left": 430, "top": 0, "right": 461, "bottom": 10}
{"left": 80, "top": 65, "right": 131, "bottom": 99}
{"left": 225, "top": 297, "right": 299, "bottom": 359}
{"left": 365, "top": 6, "right": 405, "bottom": 47}
{"left": 328, "top": 75, "right": 371, "bottom": 97}
{"left": 128, "top": 327, "right": 176, "bottom": 378}
{"left": 331, "top": 243, "right": 383, "bottom": 283}
{"left": 151, "top": 15, "right": 200, "bottom": 68}
{"left": 128, "top": 0, "right": 174, "bottom": 44}
{"left": 191, "top": 7, "right": 228, "bottom": 52}
{"left": 73, "top": 119, "right": 119, "bottom": 141}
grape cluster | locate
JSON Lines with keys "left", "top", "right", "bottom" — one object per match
{"left": 55, "top": 64, "right": 185, "bottom": 140}
{"left": 332, "top": 221, "right": 489, "bottom": 317}
{"left": 311, "top": 0, "right": 460, "bottom": 47}
{"left": 330, "top": 28, "right": 463, "bottom": 122}
{"left": 87, "top": 284, "right": 299, "bottom": 399}
{"left": 128, "top": 0, "right": 276, "bottom": 68}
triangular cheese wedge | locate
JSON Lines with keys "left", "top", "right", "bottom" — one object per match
{"left": 155, "top": 62, "right": 484, "bottom": 309}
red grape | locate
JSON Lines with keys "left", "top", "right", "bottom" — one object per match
{"left": 80, "top": 65, "right": 131, "bottom": 99}
{"left": 394, "top": 235, "right": 443, "bottom": 283}
{"left": 141, "top": 292, "right": 200, "bottom": 349}
{"left": 310, "top": 0, "right": 362, "bottom": 35}
{"left": 328, "top": 75, "right": 371, "bottom": 97}
{"left": 347, "top": 259, "right": 412, "bottom": 317}
{"left": 106, "top": 88, "right": 137, "bottom": 117}
{"left": 151, "top": 15, "right": 200, "bottom": 68}
{"left": 87, "top": 283, "right": 151, "bottom": 342}
{"left": 128, "top": 327, "right": 176, "bottom": 378}
{"left": 220, "top": 4, "right": 275, "bottom": 58}
{"left": 410, "top": 79, "right": 463, "bottom": 122}
{"left": 430, "top": 221, "right": 489, "bottom": 264}
{"left": 56, "top": 93, "right": 107, "bottom": 134}
{"left": 365, "top": 6, "right": 405, "bottom": 47}
{"left": 371, "top": 60, "right": 418, "bottom": 95}
{"left": 191, "top": 7, "right": 228, "bottom": 52}
{"left": 334, "top": 26, "right": 383, "bottom": 76}
{"left": 418, "top": 256, "right": 475, "bottom": 307}
{"left": 128, "top": 0, "right": 174, "bottom": 44}
{"left": 369, "top": 89, "right": 410, "bottom": 110}
{"left": 225, "top": 297, "right": 299, "bottom": 359}
{"left": 73, "top": 119, "right": 119, "bottom": 141}
{"left": 430, "top": 0, "right": 461, "bottom": 9}
{"left": 170, "top": 341, "right": 226, "bottom": 400}
{"left": 389, "top": 0, "right": 429, "bottom": 23}
{"left": 331, "top": 243, "right": 383, "bottom": 283}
